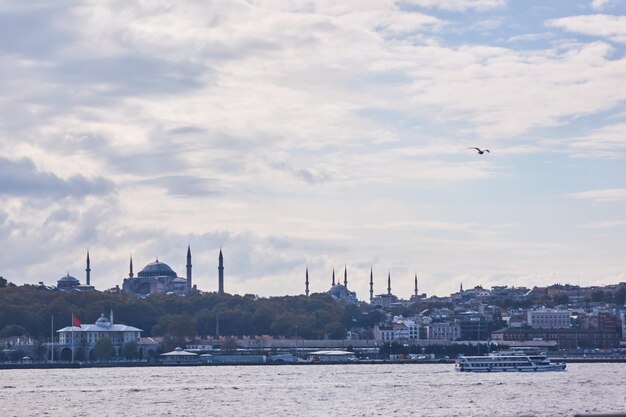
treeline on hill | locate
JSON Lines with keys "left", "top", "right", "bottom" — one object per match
{"left": 0, "top": 283, "right": 386, "bottom": 342}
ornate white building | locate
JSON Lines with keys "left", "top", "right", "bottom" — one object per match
{"left": 55, "top": 312, "right": 154, "bottom": 361}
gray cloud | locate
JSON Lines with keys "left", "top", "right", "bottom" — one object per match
{"left": 271, "top": 161, "right": 331, "bottom": 184}
{"left": 51, "top": 56, "right": 209, "bottom": 97}
{"left": 0, "top": 157, "right": 114, "bottom": 198}
{"left": 167, "top": 126, "right": 207, "bottom": 135}
{"left": 0, "top": 1, "right": 74, "bottom": 58}
{"left": 44, "top": 207, "right": 79, "bottom": 224}
{"left": 139, "top": 175, "right": 221, "bottom": 197}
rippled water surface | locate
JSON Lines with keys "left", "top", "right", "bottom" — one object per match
{"left": 1, "top": 363, "right": 625, "bottom": 417}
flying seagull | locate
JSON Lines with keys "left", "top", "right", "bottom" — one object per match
{"left": 469, "top": 147, "right": 490, "bottom": 154}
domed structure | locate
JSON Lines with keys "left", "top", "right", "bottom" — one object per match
{"left": 57, "top": 273, "right": 80, "bottom": 290}
{"left": 123, "top": 253, "right": 192, "bottom": 297}
{"left": 138, "top": 260, "right": 177, "bottom": 278}
{"left": 329, "top": 284, "right": 358, "bottom": 305}
{"left": 95, "top": 313, "right": 111, "bottom": 328}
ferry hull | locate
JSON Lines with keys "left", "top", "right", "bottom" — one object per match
{"left": 456, "top": 364, "right": 566, "bottom": 372}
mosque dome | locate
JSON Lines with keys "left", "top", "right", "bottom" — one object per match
{"left": 328, "top": 284, "right": 347, "bottom": 296}
{"left": 328, "top": 284, "right": 358, "bottom": 304}
{"left": 138, "top": 260, "right": 177, "bottom": 278}
{"left": 58, "top": 274, "right": 79, "bottom": 283}
{"left": 57, "top": 273, "right": 80, "bottom": 289}
{"left": 95, "top": 313, "right": 111, "bottom": 328}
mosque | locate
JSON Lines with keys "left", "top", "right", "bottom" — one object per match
{"left": 327, "top": 266, "right": 358, "bottom": 304}
{"left": 314, "top": 266, "right": 424, "bottom": 308}
{"left": 122, "top": 247, "right": 225, "bottom": 297}
{"left": 55, "top": 252, "right": 95, "bottom": 292}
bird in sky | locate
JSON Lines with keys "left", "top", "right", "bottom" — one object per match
{"left": 469, "top": 147, "right": 490, "bottom": 154}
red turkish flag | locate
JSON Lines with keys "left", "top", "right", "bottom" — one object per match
{"left": 72, "top": 315, "right": 81, "bottom": 327}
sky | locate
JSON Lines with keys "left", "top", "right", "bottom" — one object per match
{"left": 1, "top": 0, "right": 626, "bottom": 299}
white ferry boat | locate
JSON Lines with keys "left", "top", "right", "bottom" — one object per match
{"left": 455, "top": 351, "right": 566, "bottom": 372}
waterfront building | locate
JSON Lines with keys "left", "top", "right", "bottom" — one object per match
{"left": 426, "top": 321, "right": 461, "bottom": 341}
{"left": 490, "top": 327, "right": 621, "bottom": 349}
{"left": 55, "top": 312, "right": 151, "bottom": 361}
{"left": 581, "top": 311, "right": 622, "bottom": 331}
{"left": 506, "top": 315, "right": 527, "bottom": 328}
{"left": 528, "top": 309, "right": 571, "bottom": 329}
{"left": 374, "top": 317, "right": 420, "bottom": 342}
{"left": 306, "top": 350, "right": 356, "bottom": 363}
{"left": 458, "top": 312, "right": 490, "bottom": 340}
{"left": 160, "top": 347, "right": 198, "bottom": 363}
{"left": 54, "top": 311, "right": 157, "bottom": 361}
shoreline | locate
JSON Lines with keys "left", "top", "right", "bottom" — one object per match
{"left": 2, "top": 357, "right": 625, "bottom": 370}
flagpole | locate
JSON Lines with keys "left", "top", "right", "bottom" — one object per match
{"left": 71, "top": 313, "right": 74, "bottom": 363}
{"left": 51, "top": 315, "right": 54, "bottom": 364}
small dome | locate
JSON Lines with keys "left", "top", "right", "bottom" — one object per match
{"left": 95, "top": 313, "right": 111, "bottom": 328}
{"left": 138, "top": 260, "right": 177, "bottom": 278}
{"left": 59, "top": 274, "right": 79, "bottom": 282}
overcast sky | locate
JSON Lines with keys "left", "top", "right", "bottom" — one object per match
{"left": 1, "top": 0, "right": 626, "bottom": 298}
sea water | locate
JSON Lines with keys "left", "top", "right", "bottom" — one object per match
{"left": 0, "top": 363, "right": 624, "bottom": 417}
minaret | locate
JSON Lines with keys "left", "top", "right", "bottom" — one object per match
{"left": 110, "top": 309, "right": 114, "bottom": 325}
{"left": 129, "top": 255, "right": 134, "bottom": 278}
{"left": 414, "top": 273, "right": 418, "bottom": 297}
{"left": 218, "top": 248, "right": 224, "bottom": 295}
{"left": 85, "top": 251, "right": 91, "bottom": 286}
{"left": 332, "top": 268, "right": 336, "bottom": 286}
{"left": 186, "top": 245, "right": 192, "bottom": 293}
{"left": 387, "top": 271, "right": 391, "bottom": 296}
{"left": 460, "top": 282, "right": 464, "bottom": 293}
{"left": 344, "top": 265, "right": 348, "bottom": 288}
{"left": 369, "top": 267, "right": 374, "bottom": 302}
{"left": 305, "top": 267, "right": 310, "bottom": 296}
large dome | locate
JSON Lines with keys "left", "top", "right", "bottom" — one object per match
{"left": 138, "top": 260, "right": 177, "bottom": 277}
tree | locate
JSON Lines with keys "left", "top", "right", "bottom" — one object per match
{"left": 323, "top": 322, "right": 346, "bottom": 340}
{"left": 122, "top": 341, "right": 138, "bottom": 360}
{"left": 94, "top": 337, "right": 114, "bottom": 361}
{"left": 591, "top": 290, "right": 605, "bottom": 303}
{"left": 554, "top": 294, "right": 569, "bottom": 306}
{"left": 0, "top": 324, "right": 27, "bottom": 338}
{"left": 0, "top": 276, "right": 6, "bottom": 288}
{"left": 221, "top": 337, "right": 239, "bottom": 351}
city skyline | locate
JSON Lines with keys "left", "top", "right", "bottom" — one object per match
{"left": 1, "top": 1, "right": 626, "bottom": 297}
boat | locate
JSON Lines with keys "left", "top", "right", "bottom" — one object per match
{"left": 455, "top": 350, "right": 566, "bottom": 372}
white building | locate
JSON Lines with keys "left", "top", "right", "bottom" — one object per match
{"left": 374, "top": 317, "right": 420, "bottom": 342}
{"left": 426, "top": 321, "right": 461, "bottom": 341}
{"left": 527, "top": 309, "right": 571, "bottom": 329}
{"left": 56, "top": 312, "right": 148, "bottom": 361}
